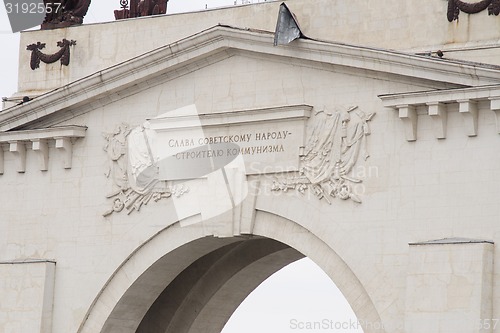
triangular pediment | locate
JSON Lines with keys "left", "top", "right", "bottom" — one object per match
{"left": 2, "top": 24, "right": 500, "bottom": 131}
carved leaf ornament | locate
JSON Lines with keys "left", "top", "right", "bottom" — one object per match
{"left": 272, "top": 106, "right": 375, "bottom": 204}
{"left": 447, "top": 0, "right": 500, "bottom": 21}
{"left": 103, "top": 123, "right": 188, "bottom": 216}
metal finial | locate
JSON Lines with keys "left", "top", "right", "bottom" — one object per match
{"left": 120, "top": 0, "right": 129, "bottom": 9}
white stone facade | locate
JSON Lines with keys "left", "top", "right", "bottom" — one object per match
{"left": 1, "top": 1, "right": 500, "bottom": 332}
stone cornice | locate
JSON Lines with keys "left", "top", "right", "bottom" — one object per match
{"left": 149, "top": 104, "right": 313, "bottom": 130}
{"left": 409, "top": 238, "right": 494, "bottom": 246}
{"left": 379, "top": 84, "right": 500, "bottom": 106}
{"left": 0, "top": 259, "right": 57, "bottom": 264}
{"left": 2, "top": 26, "right": 500, "bottom": 132}
{"left": 0, "top": 126, "right": 87, "bottom": 142}
{"left": 379, "top": 85, "right": 500, "bottom": 140}
{"left": 0, "top": 126, "right": 87, "bottom": 173}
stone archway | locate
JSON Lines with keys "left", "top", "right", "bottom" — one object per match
{"left": 78, "top": 211, "right": 383, "bottom": 333}
{"left": 136, "top": 237, "right": 302, "bottom": 333}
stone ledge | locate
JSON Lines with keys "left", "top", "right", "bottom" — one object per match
{"left": 380, "top": 85, "right": 500, "bottom": 140}
{"left": 409, "top": 237, "right": 494, "bottom": 246}
{"left": 149, "top": 104, "right": 313, "bottom": 130}
{"left": 0, "top": 126, "right": 87, "bottom": 174}
{"left": 0, "top": 259, "right": 57, "bottom": 264}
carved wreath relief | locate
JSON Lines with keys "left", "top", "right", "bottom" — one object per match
{"left": 272, "top": 106, "right": 375, "bottom": 204}
{"left": 103, "top": 123, "right": 188, "bottom": 216}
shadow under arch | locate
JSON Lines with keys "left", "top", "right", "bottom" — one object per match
{"left": 78, "top": 211, "right": 383, "bottom": 333}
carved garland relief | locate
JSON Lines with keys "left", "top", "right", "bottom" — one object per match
{"left": 447, "top": 0, "right": 500, "bottom": 21}
{"left": 26, "top": 39, "right": 76, "bottom": 70}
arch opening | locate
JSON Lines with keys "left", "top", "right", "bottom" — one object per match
{"left": 136, "top": 237, "right": 304, "bottom": 333}
{"left": 221, "top": 257, "right": 364, "bottom": 333}
{"left": 80, "top": 212, "right": 383, "bottom": 333}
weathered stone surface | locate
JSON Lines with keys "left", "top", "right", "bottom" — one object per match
{"left": 0, "top": 261, "right": 55, "bottom": 333}
{"left": 1, "top": 1, "right": 500, "bottom": 333}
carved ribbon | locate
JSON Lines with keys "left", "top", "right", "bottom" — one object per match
{"left": 26, "top": 39, "right": 77, "bottom": 70}
{"left": 447, "top": 0, "right": 500, "bottom": 22}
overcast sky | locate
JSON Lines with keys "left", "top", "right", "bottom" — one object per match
{"left": 0, "top": 2, "right": 360, "bottom": 332}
